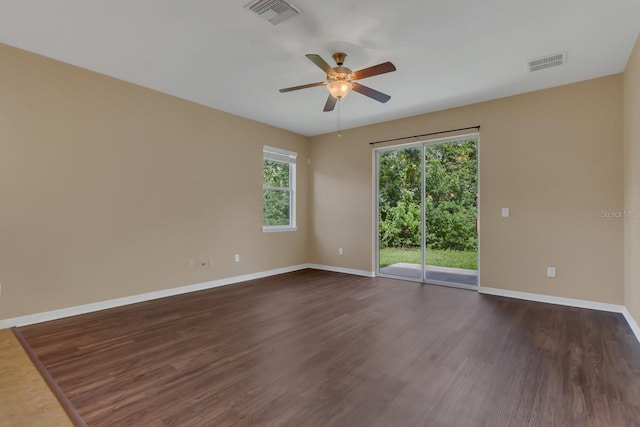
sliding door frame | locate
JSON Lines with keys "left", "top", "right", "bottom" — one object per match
{"left": 374, "top": 132, "right": 481, "bottom": 290}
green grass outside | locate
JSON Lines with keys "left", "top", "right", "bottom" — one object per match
{"left": 379, "top": 247, "right": 477, "bottom": 270}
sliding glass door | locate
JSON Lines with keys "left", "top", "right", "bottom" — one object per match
{"left": 376, "top": 135, "right": 479, "bottom": 288}
{"left": 377, "top": 146, "right": 423, "bottom": 281}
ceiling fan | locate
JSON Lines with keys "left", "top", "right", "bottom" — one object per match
{"left": 279, "top": 52, "right": 396, "bottom": 112}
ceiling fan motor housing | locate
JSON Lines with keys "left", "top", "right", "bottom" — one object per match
{"left": 332, "top": 52, "right": 347, "bottom": 66}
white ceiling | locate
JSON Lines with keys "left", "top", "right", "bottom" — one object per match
{"left": 0, "top": 0, "right": 639, "bottom": 136}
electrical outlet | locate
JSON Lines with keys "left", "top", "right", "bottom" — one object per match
{"left": 547, "top": 267, "right": 556, "bottom": 278}
{"left": 235, "top": 254, "right": 240, "bottom": 263}
{"left": 338, "top": 248, "right": 344, "bottom": 256}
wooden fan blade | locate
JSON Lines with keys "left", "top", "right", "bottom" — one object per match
{"left": 279, "top": 81, "right": 326, "bottom": 93}
{"left": 352, "top": 62, "right": 396, "bottom": 80}
{"left": 306, "top": 54, "right": 334, "bottom": 75}
{"left": 323, "top": 94, "right": 337, "bottom": 112}
{"left": 352, "top": 83, "right": 391, "bottom": 103}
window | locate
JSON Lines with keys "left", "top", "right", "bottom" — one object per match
{"left": 263, "top": 145, "right": 297, "bottom": 231}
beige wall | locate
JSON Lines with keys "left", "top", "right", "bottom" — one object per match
{"left": 624, "top": 35, "right": 640, "bottom": 323}
{"left": 0, "top": 43, "right": 309, "bottom": 319}
{"left": 310, "top": 75, "right": 624, "bottom": 304}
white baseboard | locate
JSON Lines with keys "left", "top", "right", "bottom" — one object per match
{"left": 622, "top": 307, "right": 640, "bottom": 343}
{"left": 0, "top": 264, "right": 309, "bottom": 329}
{"left": 478, "top": 286, "right": 624, "bottom": 313}
{"left": 306, "top": 264, "right": 375, "bottom": 278}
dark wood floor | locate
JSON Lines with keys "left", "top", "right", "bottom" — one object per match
{"left": 19, "top": 269, "right": 640, "bottom": 426}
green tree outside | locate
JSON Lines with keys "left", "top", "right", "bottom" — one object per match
{"left": 378, "top": 140, "right": 478, "bottom": 261}
{"left": 263, "top": 160, "right": 291, "bottom": 226}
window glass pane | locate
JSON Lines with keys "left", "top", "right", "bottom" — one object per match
{"left": 263, "top": 189, "right": 290, "bottom": 226}
{"left": 264, "top": 160, "right": 290, "bottom": 188}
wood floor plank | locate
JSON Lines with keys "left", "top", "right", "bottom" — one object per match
{"left": 18, "top": 269, "right": 640, "bottom": 426}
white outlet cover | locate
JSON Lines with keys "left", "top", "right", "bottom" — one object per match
{"left": 234, "top": 254, "right": 240, "bottom": 263}
{"left": 502, "top": 208, "right": 510, "bottom": 217}
{"left": 547, "top": 267, "right": 557, "bottom": 278}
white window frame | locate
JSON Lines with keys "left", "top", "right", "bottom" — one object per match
{"left": 263, "top": 145, "right": 297, "bottom": 232}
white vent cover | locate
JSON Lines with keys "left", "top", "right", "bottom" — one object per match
{"left": 528, "top": 51, "right": 567, "bottom": 72}
{"left": 244, "top": 0, "right": 302, "bottom": 25}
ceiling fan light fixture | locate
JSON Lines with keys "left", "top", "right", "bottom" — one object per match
{"left": 327, "top": 80, "right": 352, "bottom": 99}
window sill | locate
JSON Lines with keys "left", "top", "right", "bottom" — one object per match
{"left": 262, "top": 226, "right": 298, "bottom": 233}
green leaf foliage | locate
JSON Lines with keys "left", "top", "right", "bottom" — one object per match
{"left": 263, "top": 189, "right": 290, "bottom": 226}
{"left": 264, "top": 160, "right": 290, "bottom": 188}
{"left": 263, "top": 160, "right": 291, "bottom": 226}
{"left": 378, "top": 140, "right": 478, "bottom": 251}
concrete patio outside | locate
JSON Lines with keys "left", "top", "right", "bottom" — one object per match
{"left": 379, "top": 262, "right": 478, "bottom": 286}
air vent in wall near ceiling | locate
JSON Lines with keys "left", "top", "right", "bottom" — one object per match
{"left": 528, "top": 51, "right": 567, "bottom": 72}
{"left": 244, "top": 0, "right": 302, "bottom": 25}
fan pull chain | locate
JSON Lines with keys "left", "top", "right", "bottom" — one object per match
{"left": 337, "top": 98, "right": 341, "bottom": 138}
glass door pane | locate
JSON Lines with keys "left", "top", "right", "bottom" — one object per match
{"left": 377, "top": 146, "right": 423, "bottom": 281}
{"left": 424, "top": 139, "right": 478, "bottom": 287}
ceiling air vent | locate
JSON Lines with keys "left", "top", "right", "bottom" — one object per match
{"left": 528, "top": 51, "right": 567, "bottom": 72}
{"left": 244, "top": 0, "right": 302, "bottom": 25}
